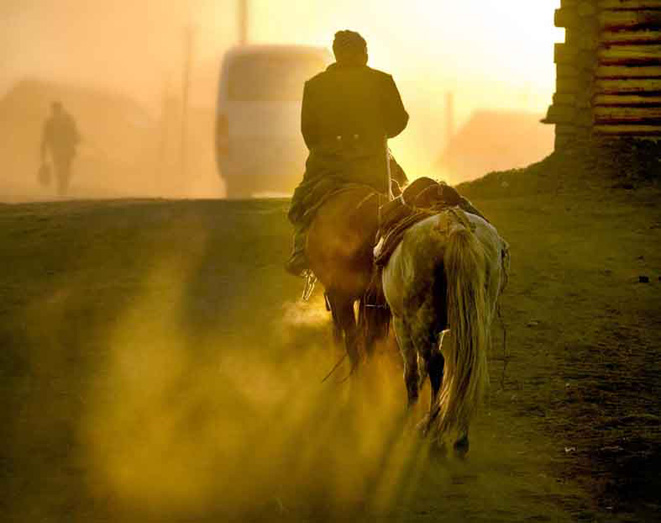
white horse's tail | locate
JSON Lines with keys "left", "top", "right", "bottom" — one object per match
{"left": 436, "top": 211, "right": 489, "bottom": 436}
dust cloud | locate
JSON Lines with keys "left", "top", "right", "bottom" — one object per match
{"left": 79, "top": 259, "right": 429, "bottom": 520}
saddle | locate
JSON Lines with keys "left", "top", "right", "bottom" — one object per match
{"left": 296, "top": 178, "right": 368, "bottom": 226}
{"left": 374, "top": 177, "right": 485, "bottom": 267}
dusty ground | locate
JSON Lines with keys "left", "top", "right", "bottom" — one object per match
{"left": 0, "top": 153, "right": 660, "bottom": 521}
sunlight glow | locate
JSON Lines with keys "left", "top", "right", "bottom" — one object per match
{"left": 248, "top": 0, "right": 563, "bottom": 176}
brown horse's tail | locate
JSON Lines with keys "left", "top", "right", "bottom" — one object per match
{"left": 436, "top": 211, "right": 489, "bottom": 436}
{"left": 358, "top": 269, "right": 390, "bottom": 354}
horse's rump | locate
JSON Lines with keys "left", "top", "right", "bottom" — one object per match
{"left": 306, "top": 184, "right": 382, "bottom": 297}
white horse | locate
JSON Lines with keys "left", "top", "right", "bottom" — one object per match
{"left": 382, "top": 207, "right": 509, "bottom": 456}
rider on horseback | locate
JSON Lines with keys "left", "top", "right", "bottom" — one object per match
{"left": 286, "top": 30, "right": 409, "bottom": 276}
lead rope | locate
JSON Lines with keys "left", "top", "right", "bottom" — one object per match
{"left": 321, "top": 353, "right": 347, "bottom": 383}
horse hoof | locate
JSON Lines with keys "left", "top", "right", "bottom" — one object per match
{"left": 453, "top": 436, "right": 469, "bottom": 459}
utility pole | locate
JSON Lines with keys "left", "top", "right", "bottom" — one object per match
{"left": 156, "top": 77, "right": 170, "bottom": 193}
{"left": 445, "top": 91, "right": 455, "bottom": 147}
{"left": 238, "top": 0, "right": 249, "bottom": 45}
{"left": 180, "top": 24, "right": 194, "bottom": 193}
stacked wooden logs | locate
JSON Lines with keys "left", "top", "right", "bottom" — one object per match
{"left": 545, "top": 0, "right": 661, "bottom": 149}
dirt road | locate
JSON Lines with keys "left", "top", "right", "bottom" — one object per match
{"left": 0, "top": 163, "right": 659, "bottom": 521}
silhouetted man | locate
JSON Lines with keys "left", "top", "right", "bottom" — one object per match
{"left": 286, "top": 30, "right": 409, "bottom": 276}
{"left": 41, "top": 101, "right": 80, "bottom": 197}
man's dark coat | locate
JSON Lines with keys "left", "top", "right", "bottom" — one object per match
{"left": 289, "top": 62, "right": 408, "bottom": 225}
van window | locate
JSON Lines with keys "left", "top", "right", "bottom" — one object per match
{"left": 228, "top": 53, "right": 326, "bottom": 102}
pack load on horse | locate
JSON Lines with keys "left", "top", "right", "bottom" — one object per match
{"left": 374, "top": 176, "right": 489, "bottom": 267}
{"left": 286, "top": 30, "right": 409, "bottom": 369}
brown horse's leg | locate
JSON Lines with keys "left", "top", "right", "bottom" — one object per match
{"left": 361, "top": 302, "right": 390, "bottom": 357}
{"left": 359, "top": 272, "right": 390, "bottom": 357}
{"left": 326, "top": 291, "right": 360, "bottom": 369}
{"left": 326, "top": 292, "right": 343, "bottom": 346}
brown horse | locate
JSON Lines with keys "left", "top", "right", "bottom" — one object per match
{"left": 305, "top": 186, "right": 388, "bottom": 369}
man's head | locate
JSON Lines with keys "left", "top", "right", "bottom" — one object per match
{"left": 51, "top": 101, "right": 63, "bottom": 115}
{"left": 333, "top": 30, "right": 368, "bottom": 66}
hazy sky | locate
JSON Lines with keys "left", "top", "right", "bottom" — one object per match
{"left": 250, "top": 1, "right": 562, "bottom": 90}
{"left": 1, "top": 0, "right": 562, "bottom": 172}
{"left": 1, "top": 0, "right": 562, "bottom": 101}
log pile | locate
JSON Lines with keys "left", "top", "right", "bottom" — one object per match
{"left": 544, "top": 0, "right": 661, "bottom": 149}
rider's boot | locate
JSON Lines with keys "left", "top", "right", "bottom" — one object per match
{"left": 285, "top": 227, "right": 309, "bottom": 277}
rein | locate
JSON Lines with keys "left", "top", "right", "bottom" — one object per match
{"left": 355, "top": 190, "right": 385, "bottom": 213}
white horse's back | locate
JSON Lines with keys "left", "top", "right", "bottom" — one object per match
{"left": 383, "top": 212, "right": 506, "bottom": 318}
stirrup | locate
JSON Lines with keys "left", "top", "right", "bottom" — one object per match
{"left": 301, "top": 269, "right": 317, "bottom": 301}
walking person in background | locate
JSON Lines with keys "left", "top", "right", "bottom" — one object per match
{"left": 40, "top": 101, "right": 81, "bottom": 197}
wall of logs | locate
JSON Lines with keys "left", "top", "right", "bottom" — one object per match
{"left": 544, "top": 0, "right": 661, "bottom": 149}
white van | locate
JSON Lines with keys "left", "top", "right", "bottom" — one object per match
{"left": 215, "top": 45, "right": 332, "bottom": 198}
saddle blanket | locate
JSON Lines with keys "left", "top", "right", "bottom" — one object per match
{"left": 373, "top": 178, "right": 487, "bottom": 267}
